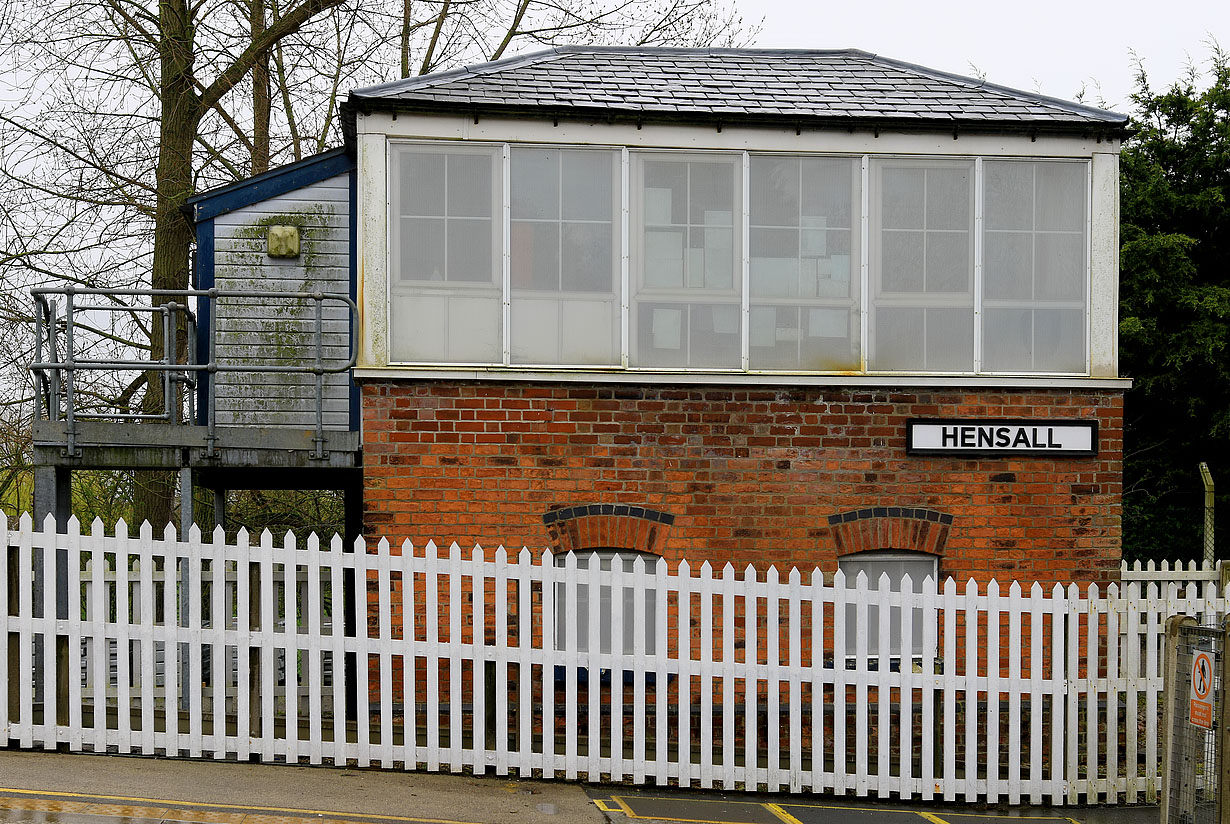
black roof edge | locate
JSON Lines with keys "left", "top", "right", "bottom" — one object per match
{"left": 183, "top": 147, "right": 353, "bottom": 223}
{"left": 341, "top": 98, "right": 1130, "bottom": 148}
{"left": 346, "top": 45, "right": 1127, "bottom": 125}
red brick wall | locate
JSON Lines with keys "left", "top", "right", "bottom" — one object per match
{"left": 361, "top": 382, "right": 1123, "bottom": 585}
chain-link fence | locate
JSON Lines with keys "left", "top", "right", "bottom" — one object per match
{"left": 1165, "top": 618, "right": 1227, "bottom": 824}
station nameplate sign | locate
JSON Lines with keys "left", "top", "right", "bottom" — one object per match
{"left": 906, "top": 419, "right": 1097, "bottom": 457}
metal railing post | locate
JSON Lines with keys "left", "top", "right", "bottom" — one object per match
{"left": 206, "top": 289, "right": 218, "bottom": 458}
{"left": 63, "top": 288, "right": 79, "bottom": 458}
{"left": 46, "top": 301, "right": 62, "bottom": 422}
{"left": 313, "top": 293, "right": 326, "bottom": 460}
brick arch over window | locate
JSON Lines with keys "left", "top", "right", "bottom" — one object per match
{"left": 542, "top": 505, "right": 674, "bottom": 555}
{"left": 827, "top": 507, "right": 952, "bottom": 557}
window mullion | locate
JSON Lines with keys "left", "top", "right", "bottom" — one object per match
{"left": 740, "top": 151, "right": 750, "bottom": 371}
{"left": 973, "top": 156, "right": 984, "bottom": 373}
{"left": 859, "top": 155, "right": 870, "bottom": 371}
{"left": 620, "top": 148, "right": 630, "bottom": 369}
{"left": 501, "top": 143, "right": 511, "bottom": 366}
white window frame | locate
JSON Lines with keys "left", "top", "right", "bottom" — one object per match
{"left": 384, "top": 140, "right": 1094, "bottom": 378}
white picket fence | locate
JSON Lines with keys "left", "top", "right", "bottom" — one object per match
{"left": 1121, "top": 558, "right": 1222, "bottom": 585}
{"left": 1, "top": 512, "right": 1222, "bottom": 805}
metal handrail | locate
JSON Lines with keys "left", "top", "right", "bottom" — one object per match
{"left": 31, "top": 286, "right": 358, "bottom": 460}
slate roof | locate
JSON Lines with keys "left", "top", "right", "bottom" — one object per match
{"left": 346, "top": 47, "right": 1127, "bottom": 134}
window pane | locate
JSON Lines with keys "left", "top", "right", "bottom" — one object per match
{"left": 871, "top": 160, "right": 973, "bottom": 372}
{"left": 981, "top": 160, "right": 1088, "bottom": 375}
{"left": 750, "top": 229, "right": 799, "bottom": 297}
{"left": 695, "top": 226, "right": 735, "bottom": 289}
{"left": 984, "top": 231, "right": 1032, "bottom": 300}
{"left": 511, "top": 148, "right": 558, "bottom": 220}
{"left": 510, "top": 221, "right": 559, "bottom": 290}
{"left": 390, "top": 290, "right": 501, "bottom": 363}
{"left": 561, "top": 223, "right": 613, "bottom": 293}
{"left": 926, "top": 307, "right": 973, "bottom": 371}
{"left": 839, "top": 552, "right": 937, "bottom": 659}
{"left": 925, "top": 167, "right": 971, "bottom": 230}
{"left": 447, "top": 154, "right": 492, "bottom": 217}
{"left": 983, "top": 307, "right": 1085, "bottom": 372}
{"left": 446, "top": 219, "right": 493, "bottom": 282}
{"left": 643, "top": 161, "right": 687, "bottom": 224}
{"left": 399, "top": 152, "right": 445, "bottom": 217}
{"left": 1034, "top": 307, "right": 1085, "bottom": 372}
{"left": 633, "top": 154, "right": 741, "bottom": 369}
{"left": 561, "top": 151, "right": 613, "bottom": 221}
{"left": 512, "top": 296, "right": 618, "bottom": 365}
{"left": 644, "top": 229, "right": 685, "bottom": 288}
{"left": 1035, "top": 162, "right": 1086, "bottom": 231}
{"left": 399, "top": 218, "right": 446, "bottom": 281}
{"left": 390, "top": 145, "right": 501, "bottom": 364}
{"left": 984, "top": 161, "right": 1033, "bottom": 230}
{"left": 510, "top": 148, "right": 620, "bottom": 367}
{"left": 881, "top": 232, "right": 924, "bottom": 292}
{"left": 925, "top": 233, "right": 970, "bottom": 293}
{"left": 874, "top": 307, "right": 924, "bottom": 370}
{"left": 689, "top": 162, "right": 735, "bottom": 225}
{"left": 801, "top": 158, "right": 854, "bottom": 227}
{"left": 1035, "top": 233, "right": 1084, "bottom": 300}
{"left": 882, "top": 167, "right": 924, "bottom": 229}
{"left": 982, "top": 307, "right": 1032, "bottom": 371}
{"left": 750, "top": 156, "right": 799, "bottom": 226}
{"left": 636, "top": 302, "right": 741, "bottom": 368}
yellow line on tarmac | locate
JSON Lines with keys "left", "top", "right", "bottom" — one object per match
{"left": 606, "top": 795, "right": 774, "bottom": 824}
{"left": 764, "top": 803, "right": 805, "bottom": 824}
{"left": 0, "top": 787, "right": 482, "bottom": 824}
{"left": 779, "top": 803, "right": 1071, "bottom": 821}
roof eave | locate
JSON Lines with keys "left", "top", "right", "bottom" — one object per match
{"left": 342, "top": 97, "right": 1129, "bottom": 145}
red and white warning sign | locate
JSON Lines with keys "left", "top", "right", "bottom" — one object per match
{"left": 1190, "top": 650, "right": 1214, "bottom": 730}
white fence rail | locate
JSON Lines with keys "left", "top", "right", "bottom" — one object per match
{"left": 1, "top": 513, "right": 1219, "bottom": 804}
{"left": 1120, "top": 559, "right": 1222, "bottom": 585}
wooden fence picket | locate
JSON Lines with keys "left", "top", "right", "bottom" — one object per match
{"left": 2, "top": 514, "right": 1222, "bottom": 805}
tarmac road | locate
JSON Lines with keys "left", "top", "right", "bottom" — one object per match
{"left": 0, "top": 750, "right": 1159, "bottom": 824}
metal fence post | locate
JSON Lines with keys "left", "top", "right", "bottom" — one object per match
{"left": 1164, "top": 615, "right": 1198, "bottom": 824}
{"left": 1221, "top": 614, "right": 1230, "bottom": 824}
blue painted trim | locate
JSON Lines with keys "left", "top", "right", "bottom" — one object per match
{"left": 186, "top": 149, "right": 354, "bottom": 223}
{"left": 347, "top": 164, "right": 360, "bottom": 432}
{"left": 195, "top": 219, "right": 214, "bottom": 426}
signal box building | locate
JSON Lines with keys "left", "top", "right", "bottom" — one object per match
{"left": 178, "top": 47, "right": 1129, "bottom": 588}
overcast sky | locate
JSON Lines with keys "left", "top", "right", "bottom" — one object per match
{"left": 748, "top": 0, "right": 1227, "bottom": 114}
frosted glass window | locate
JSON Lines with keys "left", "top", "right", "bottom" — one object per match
{"left": 839, "top": 551, "right": 937, "bottom": 659}
{"left": 982, "top": 160, "right": 1087, "bottom": 373}
{"left": 390, "top": 144, "right": 502, "bottom": 363}
{"left": 749, "top": 155, "right": 861, "bottom": 370}
{"left": 394, "top": 147, "right": 496, "bottom": 283}
{"left": 870, "top": 160, "right": 974, "bottom": 372}
{"left": 510, "top": 147, "right": 620, "bottom": 365}
{"left": 874, "top": 307, "right": 973, "bottom": 372}
{"left": 555, "top": 552, "right": 657, "bottom": 655}
{"left": 633, "top": 154, "right": 741, "bottom": 368}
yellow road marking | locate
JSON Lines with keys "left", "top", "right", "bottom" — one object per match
{"left": 776, "top": 803, "right": 1071, "bottom": 821}
{"left": 608, "top": 794, "right": 769, "bottom": 824}
{"left": 765, "top": 803, "right": 805, "bottom": 824}
{"left": 594, "top": 800, "right": 623, "bottom": 813}
{"left": 917, "top": 813, "right": 952, "bottom": 824}
{"left": 0, "top": 788, "right": 481, "bottom": 824}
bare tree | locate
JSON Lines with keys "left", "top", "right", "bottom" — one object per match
{"left": 0, "top": 0, "right": 757, "bottom": 527}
